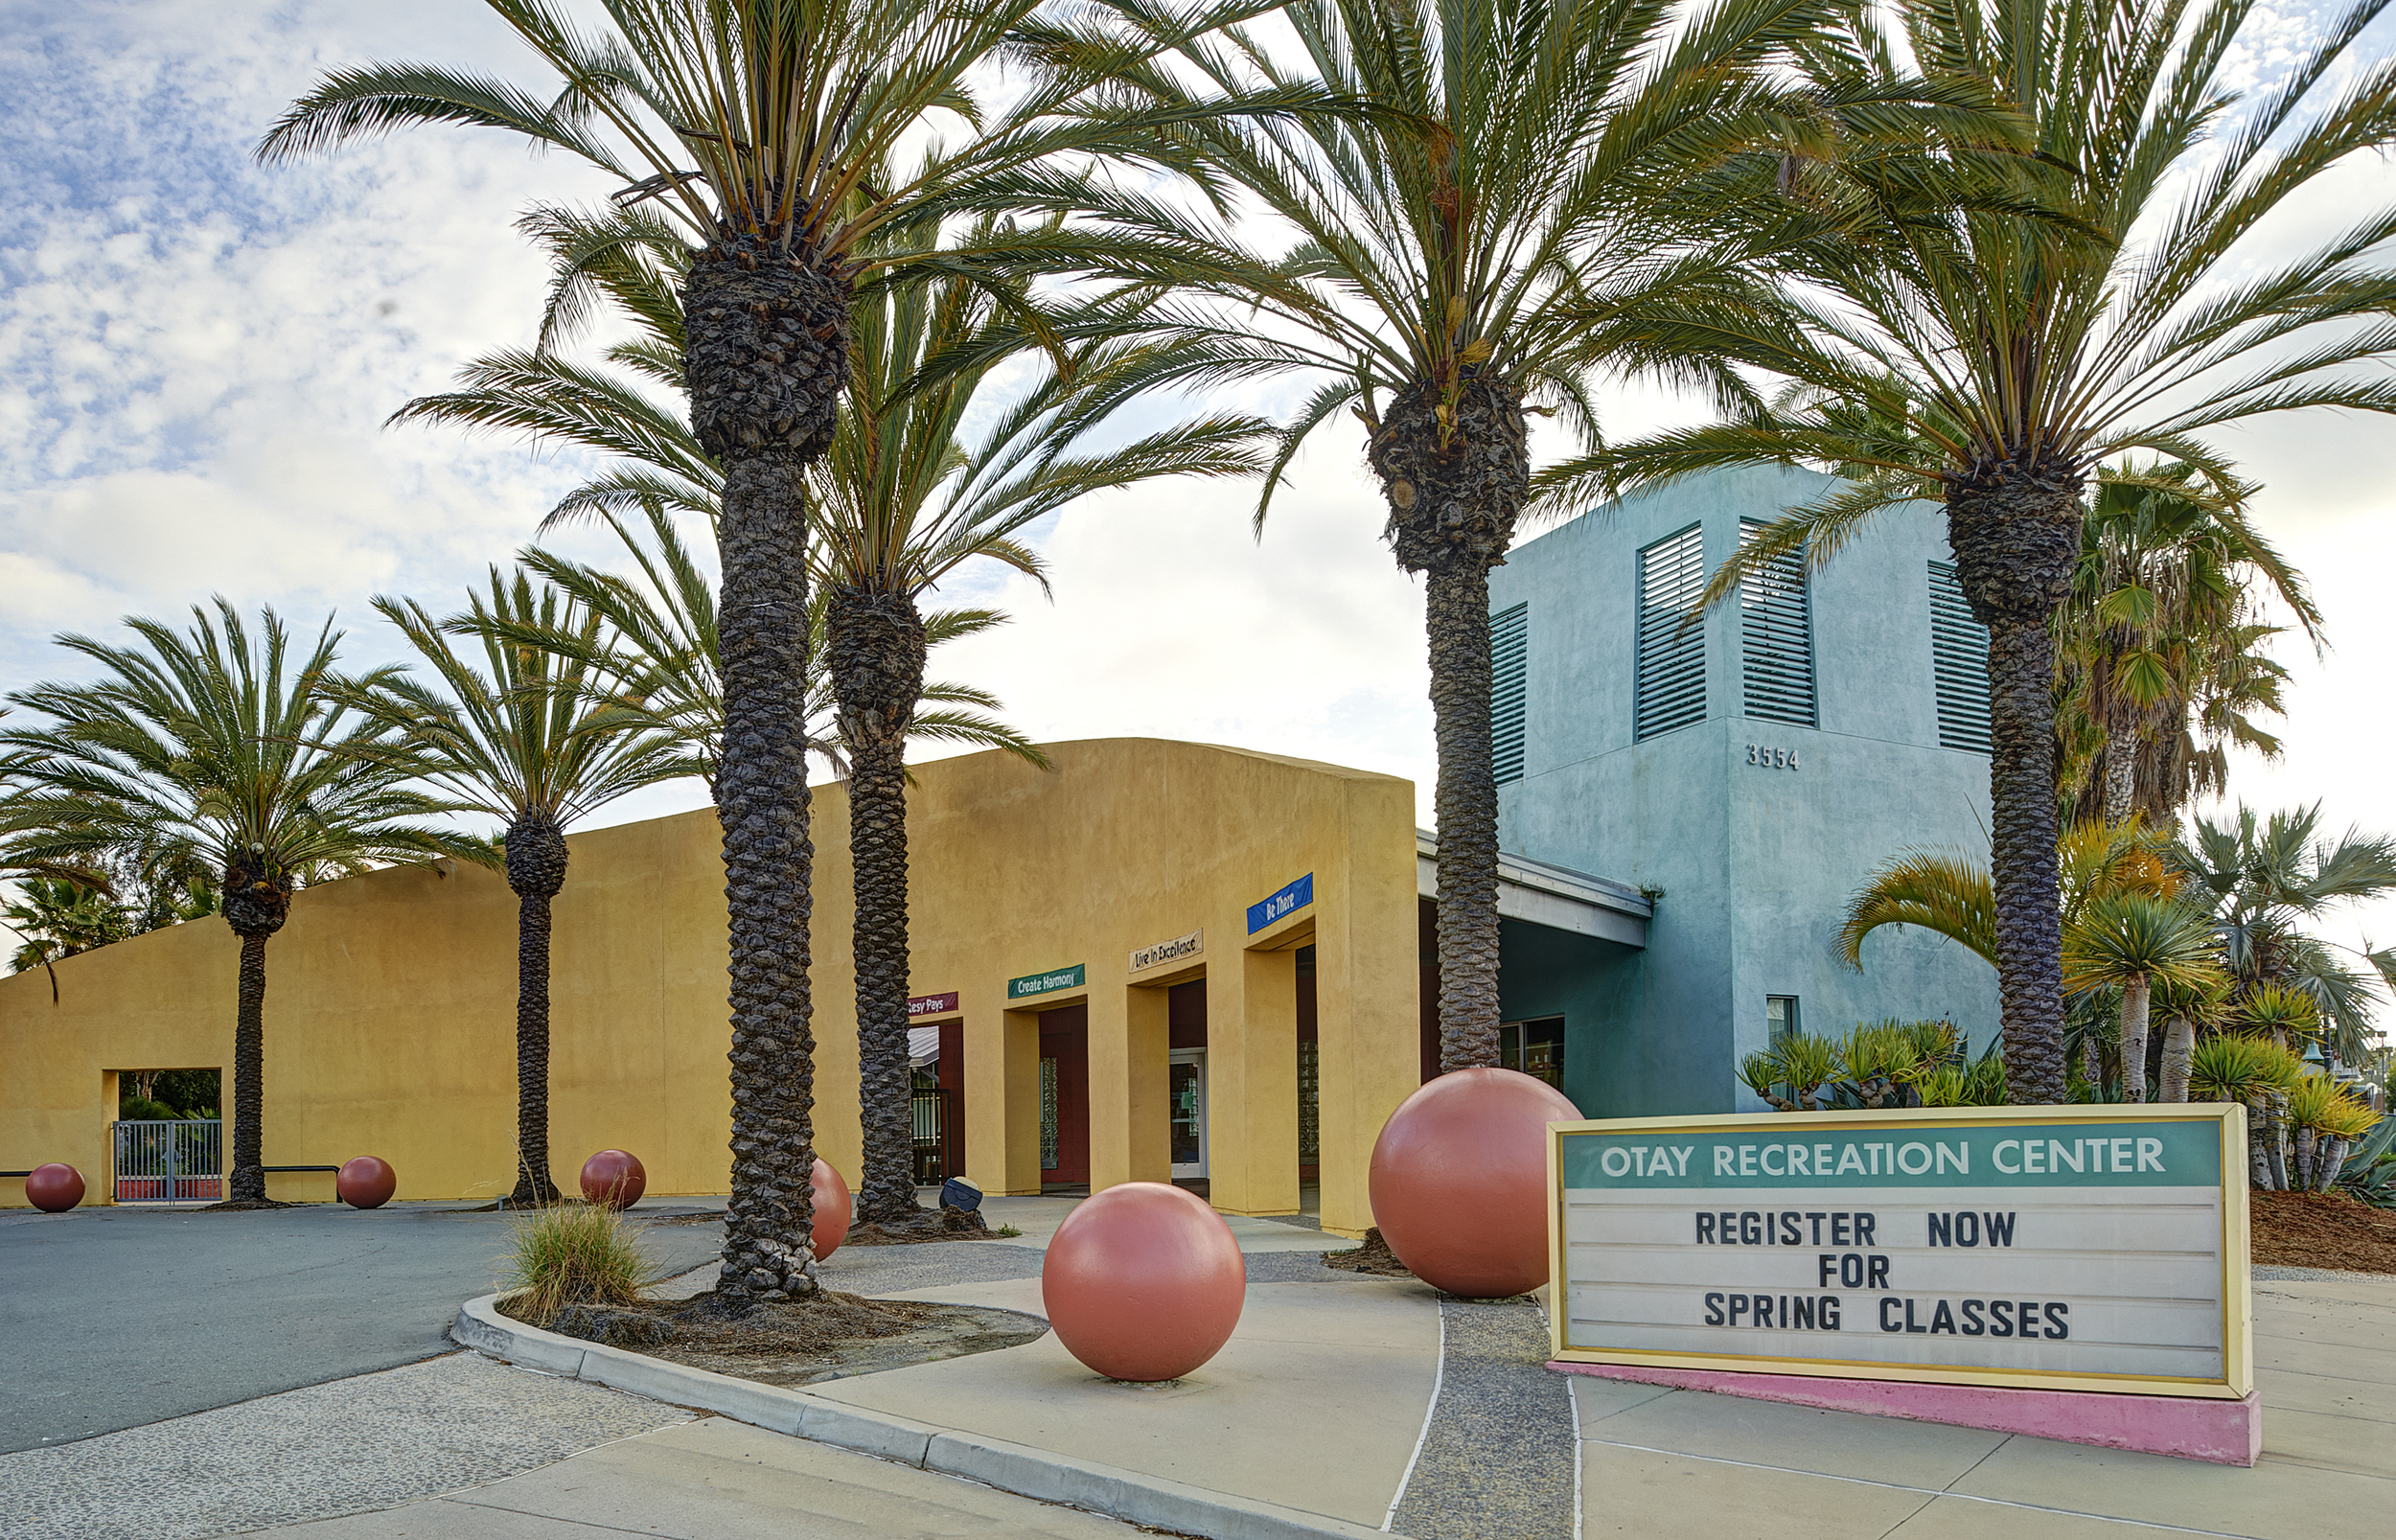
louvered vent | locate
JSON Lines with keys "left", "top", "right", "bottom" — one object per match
{"left": 1928, "top": 561, "right": 1993, "bottom": 753}
{"left": 1490, "top": 602, "right": 1529, "bottom": 784}
{"left": 1635, "top": 524, "right": 1707, "bottom": 740}
{"left": 1739, "top": 522, "right": 1816, "bottom": 727}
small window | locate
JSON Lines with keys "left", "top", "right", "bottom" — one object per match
{"left": 1635, "top": 525, "right": 1707, "bottom": 740}
{"left": 1739, "top": 522, "right": 1816, "bottom": 727}
{"left": 1928, "top": 562, "right": 1993, "bottom": 753}
{"left": 1766, "top": 996, "right": 1801, "bottom": 1044}
{"left": 1500, "top": 1016, "right": 1566, "bottom": 1089}
{"left": 1490, "top": 603, "right": 1529, "bottom": 784}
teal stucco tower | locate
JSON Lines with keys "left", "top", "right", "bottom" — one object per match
{"left": 1488, "top": 465, "right": 2001, "bottom": 1119}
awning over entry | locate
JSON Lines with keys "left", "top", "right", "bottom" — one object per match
{"left": 1416, "top": 830, "right": 1649, "bottom": 949}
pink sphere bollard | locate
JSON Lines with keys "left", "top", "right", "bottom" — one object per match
{"left": 1042, "top": 1182, "right": 1244, "bottom": 1382}
{"left": 336, "top": 1157, "right": 398, "bottom": 1209}
{"left": 1369, "top": 1067, "right": 1580, "bottom": 1298}
{"left": 580, "top": 1149, "right": 647, "bottom": 1208}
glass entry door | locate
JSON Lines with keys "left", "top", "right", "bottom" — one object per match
{"left": 1168, "top": 1049, "right": 1208, "bottom": 1178}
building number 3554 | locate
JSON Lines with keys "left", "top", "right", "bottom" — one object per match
{"left": 1746, "top": 744, "right": 1800, "bottom": 770}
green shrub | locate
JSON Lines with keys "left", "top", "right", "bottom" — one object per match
{"left": 118, "top": 1096, "right": 175, "bottom": 1121}
{"left": 2188, "top": 1033, "right": 2304, "bottom": 1103}
{"left": 499, "top": 1203, "right": 655, "bottom": 1326}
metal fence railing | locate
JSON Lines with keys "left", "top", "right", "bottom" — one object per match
{"left": 910, "top": 1089, "right": 953, "bottom": 1185}
{"left": 113, "top": 1118, "right": 222, "bottom": 1204}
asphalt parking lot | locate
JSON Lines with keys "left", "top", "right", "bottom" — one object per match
{"left": 0, "top": 1200, "right": 724, "bottom": 1454}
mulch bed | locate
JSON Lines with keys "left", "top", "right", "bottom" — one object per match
{"left": 1322, "top": 1227, "right": 1415, "bottom": 1279}
{"left": 501, "top": 1288, "right": 1047, "bottom": 1387}
{"left": 2251, "top": 1190, "right": 2396, "bottom": 1274}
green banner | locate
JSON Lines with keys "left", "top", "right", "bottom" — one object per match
{"left": 1007, "top": 963, "right": 1085, "bottom": 1000}
{"left": 1561, "top": 1119, "right": 2220, "bottom": 1190}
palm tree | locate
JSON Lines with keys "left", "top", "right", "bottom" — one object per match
{"left": 264, "top": 0, "right": 1310, "bottom": 1306}
{"left": 2, "top": 878, "right": 132, "bottom": 1004}
{"left": 820, "top": 258, "right": 1268, "bottom": 1230}
{"left": 1575, "top": 0, "right": 2396, "bottom": 1100}
{"left": 2062, "top": 892, "right": 2222, "bottom": 1101}
{"left": 2056, "top": 462, "right": 2318, "bottom": 826}
{"left": 1102, "top": 0, "right": 1955, "bottom": 1067}
{"left": 2177, "top": 805, "right": 2396, "bottom": 1068}
{"left": 344, "top": 572, "right": 691, "bottom": 1206}
{"left": 0, "top": 603, "right": 471, "bottom": 1206}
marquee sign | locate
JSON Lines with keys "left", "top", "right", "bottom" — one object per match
{"left": 1549, "top": 1104, "right": 2250, "bottom": 1398}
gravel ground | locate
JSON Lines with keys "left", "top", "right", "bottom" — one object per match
{"left": 1390, "top": 1296, "right": 1576, "bottom": 1540}
{"left": 2254, "top": 1263, "right": 2390, "bottom": 1280}
{"left": 0, "top": 1352, "right": 689, "bottom": 1540}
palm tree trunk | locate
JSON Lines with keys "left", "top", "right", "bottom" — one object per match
{"left": 2246, "top": 1096, "right": 2273, "bottom": 1187}
{"left": 2317, "top": 1136, "right": 2349, "bottom": 1191}
{"left": 1947, "top": 463, "right": 2084, "bottom": 1104}
{"left": 229, "top": 931, "right": 270, "bottom": 1203}
{"left": 831, "top": 586, "right": 931, "bottom": 1230}
{"left": 2103, "top": 724, "right": 2139, "bottom": 826}
{"left": 220, "top": 856, "right": 291, "bottom": 1207}
{"left": 2293, "top": 1125, "right": 2315, "bottom": 1190}
{"left": 684, "top": 234, "right": 850, "bottom": 1309}
{"left": 1367, "top": 377, "right": 1528, "bottom": 1072}
{"left": 2119, "top": 977, "right": 2151, "bottom": 1103}
{"left": 505, "top": 811, "right": 568, "bottom": 1207}
{"left": 2159, "top": 1015, "right": 2195, "bottom": 1101}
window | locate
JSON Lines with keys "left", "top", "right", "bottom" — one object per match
{"left": 1928, "top": 562, "right": 1993, "bottom": 753}
{"left": 1490, "top": 603, "right": 1529, "bottom": 785}
{"left": 1500, "top": 1016, "right": 1566, "bottom": 1088}
{"left": 1739, "top": 522, "right": 1816, "bottom": 727}
{"left": 1766, "top": 996, "right": 1801, "bottom": 1044}
{"left": 1635, "top": 525, "right": 1707, "bottom": 739}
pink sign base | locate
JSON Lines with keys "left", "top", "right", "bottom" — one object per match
{"left": 1549, "top": 1360, "right": 2261, "bottom": 1466}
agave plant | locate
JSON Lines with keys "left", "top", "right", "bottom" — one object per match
{"left": 2187, "top": 1032, "right": 2307, "bottom": 1189}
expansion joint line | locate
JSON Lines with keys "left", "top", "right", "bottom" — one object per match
{"left": 1382, "top": 1299, "right": 1447, "bottom": 1531}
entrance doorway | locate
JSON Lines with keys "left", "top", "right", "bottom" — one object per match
{"left": 1038, "top": 1004, "right": 1090, "bottom": 1191}
{"left": 1169, "top": 1049, "right": 1208, "bottom": 1178}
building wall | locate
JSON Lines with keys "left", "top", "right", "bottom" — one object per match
{"left": 1490, "top": 465, "right": 1999, "bottom": 1116}
{"left": 1, "top": 739, "right": 1421, "bottom": 1234}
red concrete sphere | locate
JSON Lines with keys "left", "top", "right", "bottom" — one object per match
{"left": 580, "top": 1149, "right": 647, "bottom": 1208}
{"left": 811, "top": 1158, "right": 852, "bottom": 1260}
{"left": 1370, "top": 1068, "right": 1581, "bottom": 1298}
{"left": 1042, "top": 1182, "right": 1245, "bottom": 1382}
{"left": 336, "top": 1156, "right": 398, "bottom": 1209}
{"left": 25, "top": 1163, "right": 84, "bottom": 1213}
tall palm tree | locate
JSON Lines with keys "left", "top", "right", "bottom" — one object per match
{"left": 821, "top": 258, "right": 1269, "bottom": 1230}
{"left": 262, "top": 0, "right": 1267, "bottom": 1299}
{"left": 0, "top": 603, "right": 470, "bottom": 1206}
{"left": 2177, "top": 805, "right": 2396, "bottom": 1068}
{"left": 1573, "top": 0, "right": 2396, "bottom": 1100}
{"left": 345, "top": 572, "right": 691, "bottom": 1206}
{"left": 2056, "top": 462, "right": 2317, "bottom": 826}
{"left": 1101, "top": 0, "right": 1964, "bottom": 1067}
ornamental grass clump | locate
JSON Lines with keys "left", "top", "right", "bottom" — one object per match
{"left": 2188, "top": 1034, "right": 2308, "bottom": 1190}
{"left": 500, "top": 1202, "right": 654, "bottom": 1326}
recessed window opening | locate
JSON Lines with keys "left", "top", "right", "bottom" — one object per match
{"left": 1500, "top": 1016, "right": 1566, "bottom": 1088}
{"left": 1766, "top": 996, "right": 1801, "bottom": 1044}
{"left": 1739, "top": 521, "right": 1816, "bottom": 727}
{"left": 1635, "top": 525, "right": 1707, "bottom": 740}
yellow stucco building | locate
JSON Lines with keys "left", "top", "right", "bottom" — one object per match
{"left": 0, "top": 740, "right": 1423, "bottom": 1235}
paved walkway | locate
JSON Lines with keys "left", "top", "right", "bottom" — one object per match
{"left": 0, "top": 1199, "right": 725, "bottom": 1454}
{"left": 8, "top": 1194, "right": 2393, "bottom": 1540}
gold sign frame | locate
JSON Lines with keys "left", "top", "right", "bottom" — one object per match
{"left": 1546, "top": 1103, "right": 2251, "bottom": 1398}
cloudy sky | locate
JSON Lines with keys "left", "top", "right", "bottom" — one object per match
{"left": 4, "top": 1, "right": 2394, "bottom": 960}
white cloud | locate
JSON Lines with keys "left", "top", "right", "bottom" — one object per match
{"left": 3, "top": 0, "right": 2394, "bottom": 994}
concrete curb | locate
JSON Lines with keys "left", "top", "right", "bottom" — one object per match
{"left": 451, "top": 1294, "right": 1395, "bottom": 1540}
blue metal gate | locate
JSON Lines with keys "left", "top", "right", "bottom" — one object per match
{"left": 113, "top": 1118, "right": 223, "bottom": 1204}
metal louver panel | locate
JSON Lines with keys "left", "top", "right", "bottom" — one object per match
{"left": 1635, "top": 525, "right": 1707, "bottom": 740}
{"left": 1739, "top": 522, "right": 1816, "bottom": 727}
{"left": 1490, "top": 603, "right": 1529, "bottom": 784}
{"left": 1928, "top": 561, "right": 1993, "bottom": 753}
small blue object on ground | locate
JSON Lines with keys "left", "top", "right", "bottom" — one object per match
{"left": 942, "top": 1176, "right": 983, "bottom": 1212}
